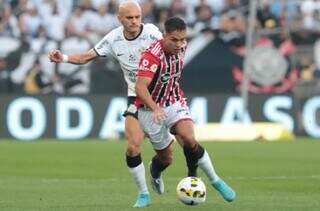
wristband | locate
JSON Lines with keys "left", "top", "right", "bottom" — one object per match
{"left": 62, "top": 54, "right": 69, "bottom": 63}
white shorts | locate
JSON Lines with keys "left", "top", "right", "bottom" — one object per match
{"left": 138, "top": 101, "right": 193, "bottom": 150}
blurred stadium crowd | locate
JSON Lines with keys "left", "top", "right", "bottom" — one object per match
{"left": 1, "top": 0, "right": 320, "bottom": 94}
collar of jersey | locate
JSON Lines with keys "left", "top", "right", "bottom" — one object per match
{"left": 123, "top": 24, "right": 144, "bottom": 41}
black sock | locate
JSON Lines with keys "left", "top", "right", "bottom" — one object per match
{"left": 150, "top": 156, "right": 169, "bottom": 178}
{"left": 126, "top": 153, "right": 142, "bottom": 168}
{"left": 183, "top": 144, "right": 205, "bottom": 177}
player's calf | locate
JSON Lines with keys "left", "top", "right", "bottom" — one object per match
{"left": 149, "top": 155, "right": 171, "bottom": 194}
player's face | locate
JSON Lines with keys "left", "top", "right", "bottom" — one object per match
{"left": 163, "top": 30, "right": 187, "bottom": 55}
{"left": 118, "top": 5, "right": 142, "bottom": 35}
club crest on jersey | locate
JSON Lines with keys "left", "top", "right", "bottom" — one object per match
{"left": 129, "top": 54, "right": 136, "bottom": 63}
{"left": 142, "top": 59, "right": 149, "bottom": 66}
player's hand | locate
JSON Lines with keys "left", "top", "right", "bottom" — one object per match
{"left": 48, "top": 49, "right": 63, "bottom": 63}
{"left": 153, "top": 106, "right": 166, "bottom": 124}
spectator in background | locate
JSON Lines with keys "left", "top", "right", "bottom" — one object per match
{"left": 87, "top": 3, "right": 119, "bottom": 42}
{"left": 0, "top": 4, "right": 20, "bottom": 38}
{"left": 192, "top": 2, "right": 218, "bottom": 34}
{"left": 107, "top": 0, "right": 120, "bottom": 14}
{"left": 300, "top": 0, "right": 320, "bottom": 30}
{"left": 154, "top": 7, "right": 169, "bottom": 32}
{"left": 42, "top": 2, "right": 66, "bottom": 41}
{"left": 24, "top": 58, "right": 54, "bottom": 94}
{"left": 270, "top": 0, "right": 298, "bottom": 22}
{"left": 222, "top": 0, "right": 244, "bottom": 14}
{"left": 140, "top": 0, "right": 156, "bottom": 23}
{"left": 169, "top": 0, "right": 187, "bottom": 19}
{"left": 18, "top": 1, "right": 43, "bottom": 39}
{"left": 91, "top": 0, "right": 109, "bottom": 10}
{"left": 218, "top": 10, "right": 245, "bottom": 50}
{"left": 257, "top": 0, "right": 279, "bottom": 29}
{"left": 0, "top": 56, "right": 13, "bottom": 93}
{"left": 299, "top": 56, "right": 316, "bottom": 82}
{"left": 65, "top": 6, "right": 90, "bottom": 39}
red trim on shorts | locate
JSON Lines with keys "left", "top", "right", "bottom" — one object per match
{"left": 170, "top": 118, "right": 193, "bottom": 129}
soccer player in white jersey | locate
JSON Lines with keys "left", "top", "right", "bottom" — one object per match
{"left": 135, "top": 17, "right": 236, "bottom": 203}
{"left": 48, "top": 1, "right": 162, "bottom": 208}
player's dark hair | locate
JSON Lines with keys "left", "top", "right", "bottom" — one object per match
{"left": 164, "top": 17, "right": 186, "bottom": 33}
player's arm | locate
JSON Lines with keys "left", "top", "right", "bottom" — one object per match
{"left": 136, "top": 76, "right": 166, "bottom": 123}
{"left": 135, "top": 54, "right": 166, "bottom": 123}
{"left": 48, "top": 48, "right": 98, "bottom": 65}
{"left": 135, "top": 76, "right": 157, "bottom": 111}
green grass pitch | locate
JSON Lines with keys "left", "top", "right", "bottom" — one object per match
{"left": 0, "top": 139, "right": 319, "bottom": 211}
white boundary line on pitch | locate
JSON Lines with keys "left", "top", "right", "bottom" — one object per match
{"left": 226, "top": 175, "right": 320, "bottom": 180}
{"left": 1, "top": 175, "right": 320, "bottom": 183}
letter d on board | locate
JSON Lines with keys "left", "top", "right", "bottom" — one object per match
{"left": 56, "top": 97, "right": 93, "bottom": 139}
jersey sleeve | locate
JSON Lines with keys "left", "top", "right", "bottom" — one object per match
{"left": 94, "top": 33, "right": 114, "bottom": 57}
{"left": 137, "top": 52, "right": 160, "bottom": 78}
{"left": 150, "top": 24, "right": 163, "bottom": 40}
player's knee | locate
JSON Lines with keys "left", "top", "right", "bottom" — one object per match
{"left": 179, "top": 134, "right": 197, "bottom": 148}
{"left": 163, "top": 154, "right": 173, "bottom": 166}
{"left": 126, "top": 139, "right": 142, "bottom": 156}
{"left": 127, "top": 143, "right": 140, "bottom": 156}
{"left": 158, "top": 153, "right": 173, "bottom": 166}
{"left": 125, "top": 135, "right": 143, "bottom": 156}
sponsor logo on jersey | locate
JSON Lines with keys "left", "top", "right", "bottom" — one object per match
{"left": 160, "top": 72, "right": 181, "bottom": 83}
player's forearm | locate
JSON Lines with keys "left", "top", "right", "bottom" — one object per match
{"left": 66, "top": 53, "right": 93, "bottom": 65}
{"left": 135, "top": 83, "right": 158, "bottom": 111}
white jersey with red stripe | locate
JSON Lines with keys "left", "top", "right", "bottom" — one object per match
{"left": 94, "top": 23, "right": 162, "bottom": 97}
{"left": 136, "top": 39, "right": 187, "bottom": 108}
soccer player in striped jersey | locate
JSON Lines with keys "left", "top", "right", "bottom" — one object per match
{"left": 135, "top": 17, "right": 236, "bottom": 203}
{"left": 48, "top": 1, "right": 164, "bottom": 208}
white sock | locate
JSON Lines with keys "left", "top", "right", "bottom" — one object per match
{"left": 198, "top": 150, "right": 220, "bottom": 183}
{"left": 128, "top": 163, "right": 149, "bottom": 194}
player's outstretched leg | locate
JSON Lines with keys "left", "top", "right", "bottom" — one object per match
{"left": 197, "top": 148, "right": 236, "bottom": 202}
{"left": 184, "top": 144, "right": 236, "bottom": 202}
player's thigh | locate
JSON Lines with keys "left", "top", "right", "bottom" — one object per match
{"left": 155, "top": 141, "right": 173, "bottom": 162}
{"left": 174, "top": 135, "right": 184, "bottom": 147}
{"left": 173, "top": 120, "right": 197, "bottom": 148}
{"left": 125, "top": 115, "right": 144, "bottom": 145}
{"left": 139, "top": 109, "right": 173, "bottom": 150}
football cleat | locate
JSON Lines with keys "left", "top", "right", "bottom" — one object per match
{"left": 212, "top": 179, "right": 236, "bottom": 202}
{"left": 149, "top": 162, "right": 164, "bottom": 194}
{"left": 133, "top": 192, "right": 150, "bottom": 208}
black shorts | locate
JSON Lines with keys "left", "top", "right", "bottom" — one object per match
{"left": 123, "top": 96, "right": 138, "bottom": 119}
